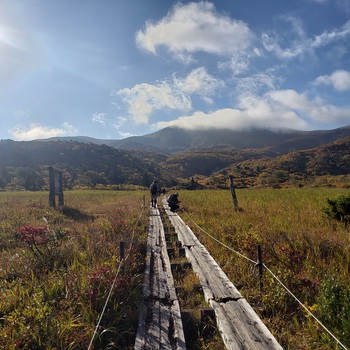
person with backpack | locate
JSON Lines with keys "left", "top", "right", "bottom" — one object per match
{"left": 150, "top": 180, "right": 160, "bottom": 208}
{"left": 167, "top": 193, "right": 180, "bottom": 212}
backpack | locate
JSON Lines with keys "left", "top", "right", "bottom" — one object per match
{"left": 150, "top": 182, "right": 158, "bottom": 195}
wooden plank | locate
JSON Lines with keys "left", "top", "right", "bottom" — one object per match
{"left": 163, "top": 200, "right": 197, "bottom": 247}
{"left": 171, "top": 212, "right": 241, "bottom": 300}
{"left": 211, "top": 299, "right": 282, "bottom": 350}
{"left": 135, "top": 207, "right": 186, "bottom": 350}
{"left": 163, "top": 205, "right": 282, "bottom": 350}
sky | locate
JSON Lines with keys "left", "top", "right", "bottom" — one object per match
{"left": 1, "top": 0, "right": 350, "bottom": 141}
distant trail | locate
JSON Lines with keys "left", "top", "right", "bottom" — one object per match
{"left": 134, "top": 199, "right": 282, "bottom": 349}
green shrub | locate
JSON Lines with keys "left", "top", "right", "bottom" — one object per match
{"left": 324, "top": 194, "right": 350, "bottom": 226}
{"left": 317, "top": 277, "right": 350, "bottom": 346}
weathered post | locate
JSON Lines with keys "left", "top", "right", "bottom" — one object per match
{"left": 48, "top": 166, "right": 64, "bottom": 208}
{"left": 229, "top": 175, "right": 239, "bottom": 211}
{"left": 120, "top": 241, "right": 125, "bottom": 274}
{"left": 257, "top": 245, "right": 263, "bottom": 292}
{"left": 120, "top": 241, "right": 125, "bottom": 261}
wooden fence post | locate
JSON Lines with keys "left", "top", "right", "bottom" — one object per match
{"left": 257, "top": 245, "right": 263, "bottom": 292}
{"left": 48, "top": 166, "right": 64, "bottom": 208}
{"left": 120, "top": 241, "right": 125, "bottom": 274}
{"left": 229, "top": 175, "right": 239, "bottom": 211}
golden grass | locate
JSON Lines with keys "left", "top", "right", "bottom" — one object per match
{"left": 0, "top": 190, "right": 148, "bottom": 350}
{"left": 178, "top": 188, "right": 350, "bottom": 349}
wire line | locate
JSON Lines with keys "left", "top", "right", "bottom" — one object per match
{"left": 182, "top": 209, "right": 256, "bottom": 264}
{"left": 264, "top": 264, "right": 348, "bottom": 350}
{"left": 180, "top": 208, "right": 348, "bottom": 350}
{"left": 87, "top": 206, "right": 145, "bottom": 350}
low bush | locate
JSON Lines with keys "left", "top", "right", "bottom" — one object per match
{"left": 324, "top": 194, "right": 350, "bottom": 226}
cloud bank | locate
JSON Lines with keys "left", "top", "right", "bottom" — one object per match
{"left": 114, "top": 67, "right": 223, "bottom": 123}
{"left": 314, "top": 70, "right": 350, "bottom": 91}
{"left": 9, "top": 122, "right": 78, "bottom": 141}
{"left": 156, "top": 88, "right": 350, "bottom": 131}
{"left": 114, "top": 1, "right": 350, "bottom": 134}
{"left": 136, "top": 2, "right": 252, "bottom": 63}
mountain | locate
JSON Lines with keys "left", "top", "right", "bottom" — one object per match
{"left": 213, "top": 137, "right": 350, "bottom": 188}
{"left": 1, "top": 125, "right": 349, "bottom": 190}
{"left": 40, "top": 125, "right": 350, "bottom": 154}
{"left": 0, "top": 140, "right": 170, "bottom": 189}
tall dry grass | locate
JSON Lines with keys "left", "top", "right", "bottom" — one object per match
{"left": 178, "top": 188, "right": 350, "bottom": 349}
{"left": 0, "top": 190, "right": 148, "bottom": 349}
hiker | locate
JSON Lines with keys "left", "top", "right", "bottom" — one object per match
{"left": 167, "top": 193, "right": 180, "bottom": 212}
{"left": 150, "top": 180, "right": 160, "bottom": 208}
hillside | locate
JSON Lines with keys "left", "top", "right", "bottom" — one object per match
{"left": 158, "top": 148, "right": 278, "bottom": 178}
{"left": 41, "top": 125, "right": 350, "bottom": 154}
{"left": 1, "top": 126, "right": 349, "bottom": 190}
{"left": 212, "top": 137, "right": 350, "bottom": 188}
{"left": 0, "top": 140, "right": 169, "bottom": 190}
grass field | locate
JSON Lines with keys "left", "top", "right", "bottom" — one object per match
{"left": 0, "top": 190, "right": 149, "bottom": 350}
{"left": 0, "top": 188, "right": 349, "bottom": 349}
{"left": 178, "top": 187, "right": 350, "bottom": 349}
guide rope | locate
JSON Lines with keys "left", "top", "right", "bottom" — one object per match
{"left": 263, "top": 264, "right": 348, "bottom": 350}
{"left": 182, "top": 208, "right": 256, "bottom": 264}
{"left": 87, "top": 206, "right": 145, "bottom": 350}
{"left": 181, "top": 208, "right": 348, "bottom": 350}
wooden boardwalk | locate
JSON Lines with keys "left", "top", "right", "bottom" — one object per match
{"left": 134, "top": 206, "right": 186, "bottom": 350}
{"left": 135, "top": 200, "right": 282, "bottom": 350}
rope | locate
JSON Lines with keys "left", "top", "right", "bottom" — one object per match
{"left": 87, "top": 206, "right": 145, "bottom": 350}
{"left": 180, "top": 208, "right": 348, "bottom": 350}
{"left": 87, "top": 262, "right": 123, "bottom": 350}
{"left": 182, "top": 209, "right": 256, "bottom": 264}
{"left": 264, "top": 264, "right": 348, "bottom": 350}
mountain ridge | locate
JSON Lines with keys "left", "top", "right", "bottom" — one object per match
{"left": 0, "top": 125, "right": 349, "bottom": 190}
{"left": 39, "top": 125, "right": 350, "bottom": 154}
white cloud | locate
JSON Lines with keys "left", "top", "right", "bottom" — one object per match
{"left": 261, "top": 15, "right": 310, "bottom": 60}
{"left": 114, "top": 82, "right": 192, "bottom": 124}
{"left": 314, "top": 70, "right": 350, "bottom": 91}
{"left": 113, "top": 116, "right": 136, "bottom": 139}
{"left": 218, "top": 54, "right": 250, "bottom": 75}
{"left": 9, "top": 122, "right": 78, "bottom": 141}
{"left": 262, "top": 32, "right": 305, "bottom": 59}
{"left": 113, "top": 67, "right": 223, "bottom": 123}
{"left": 311, "top": 20, "right": 350, "bottom": 48}
{"left": 261, "top": 16, "right": 350, "bottom": 62}
{"left": 91, "top": 112, "right": 107, "bottom": 126}
{"left": 136, "top": 2, "right": 252, "bottom": 62}
{"left": 156, "top": 89, "right": 350, "bottom": 131}
{"left": 156, "top": 107, "right": 307, "bottom": 131}
{"left": 233, "top": 72, "right": 280, "bottom": 96}
{"left": 173, "top": 67, "right": 224, "bottom": 103}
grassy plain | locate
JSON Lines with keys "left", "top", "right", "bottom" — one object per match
{"left": 1, "top": 188, "right": 349, "bottom": 349}
{"left": 0, "top": 190, "right": 148, "bottom": 349}
{"left": 178, "top": 187, "right": 350, "bottom": 349}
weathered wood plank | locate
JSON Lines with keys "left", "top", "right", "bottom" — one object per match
{"left": 163, "top": 204, "right": 282, "bottom": 350}
{"left": 163, "top": 201, "right": 197, "bottom": 247}
{"left": 211, "top": 298, "right": 282, "bottom": 350}
{"left": 134, "top": 206, "right": 186, "bottom": 350}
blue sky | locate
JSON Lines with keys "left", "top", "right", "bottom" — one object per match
{"left": 1, "top": 0, "right": 350, "bottom": 141}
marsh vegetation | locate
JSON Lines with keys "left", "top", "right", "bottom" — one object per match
{"left": 0, "top": 188, "right": 349, "bottom": 349}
